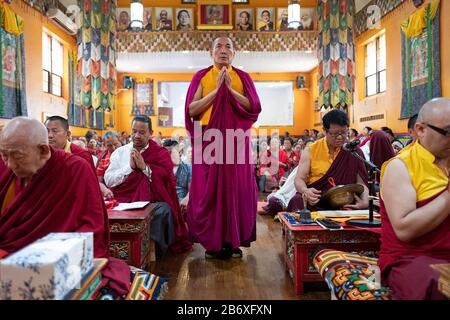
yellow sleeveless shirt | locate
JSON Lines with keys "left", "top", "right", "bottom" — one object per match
{"left": 380, "top": 141, "right": 448, "bottom": 202}
{"left": 199, "top": 65, "right": 244, "bottom": 126}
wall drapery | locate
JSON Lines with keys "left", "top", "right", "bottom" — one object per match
{"left": 74, "top": 0, "right": 116, "bottom": 130}
{"left": 317, "top": 0, "right": 355, "bottom": 110}
{"left": 400, "top": 0, "right": 441, "bottom": 118}
{"left": 0, "top": 3, "right": 27, "bottom": 119}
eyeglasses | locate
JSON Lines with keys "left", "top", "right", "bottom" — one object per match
{"left": 425, "top": 123, "right": 450, "bottom": 137}
{"left": 326, "top": 129, "right": 349, "bottom": 138}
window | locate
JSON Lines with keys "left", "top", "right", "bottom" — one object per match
{"left": 365, "top": 33, "right": 386, "bottom": 97}
{"left": 42, "top": 32, "right": 63, "bottom": 96}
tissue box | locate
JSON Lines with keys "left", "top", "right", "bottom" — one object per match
{"left": 0, "top": 232, "right": 94, "bottom": 300}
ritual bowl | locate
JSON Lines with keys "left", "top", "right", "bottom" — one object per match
{"left": 320, "top": 184, "right": 364, "bottom": 209}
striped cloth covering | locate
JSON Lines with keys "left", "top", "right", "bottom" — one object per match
{"left": 313, "top": 249, "right": 392, "bottom": 300}
{"left": 126, "top": 266, "right": 168, "bottom": 300}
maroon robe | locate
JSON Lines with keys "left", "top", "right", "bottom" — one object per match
{"left": 287, "top": 147, "right": 369, "bottom": 211}
{"left": 111, "top": 140, "right": 192, "bottom": 253}
{"left": 369, "top": 130, "right": 395, "bottom": 170}
{"left": 378, "top": 191, "right": 450, "bottom": 299}
{"left": 0, "top": 148, "right": 130, "bottom": 296}
{"left": 70, "top": 142, "right": 95, "bottom": 172}
{"left": 184, "top": 66, "right": 261, "bottom": 252}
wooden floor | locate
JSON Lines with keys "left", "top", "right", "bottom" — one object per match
{"left": 148, "top": 214, "right": 330, "bottom": 300}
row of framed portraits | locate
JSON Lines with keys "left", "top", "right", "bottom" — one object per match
{"left": 117, "top": 6, "right": 315, "bottom": 32}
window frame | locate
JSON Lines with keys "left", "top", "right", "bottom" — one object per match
{"left": 42, "top": 32, "right": 63, "bottom": 97}
{"left": 365, "top": 33, "right": 386, "bottom": 97}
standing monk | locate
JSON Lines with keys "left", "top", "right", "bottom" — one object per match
{"left": 185, "top": 36, "right": 261, "bottom": 259}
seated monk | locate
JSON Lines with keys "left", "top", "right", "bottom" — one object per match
{"left": 96, "top": 131, "right": 122, "bottom": 199}
{"left": 0, "top": 117, "right": 130, "bottom": 298}
{"left": 44, "top": 115, "right": 95, "bottom": 171}
{"left": 378, "top": 98, "right": 450, "bottom": 300}
{"left": 290, "top": 109, "right": 369, "bottom": 211}
{"left": 104, "top": 115, "right": 192, "bottom": 254}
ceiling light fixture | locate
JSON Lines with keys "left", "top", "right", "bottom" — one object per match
{"left": 130, "top": 0, "right": 143, "bottom": 29}
{"left": 288, "top": 0, "right": 301, "bottom": 29}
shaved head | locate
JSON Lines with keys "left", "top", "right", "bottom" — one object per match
{"left": 415, "top": 98, "right": 450, "bottom": 159}
{"left": 0, "top": 117, "right": 48, "bottom": 146}
{"left": 0, "top": 117, "right": 50, "bottom": 178}
{"left": 417, "top": 98, "right": 450, "bottom": 123}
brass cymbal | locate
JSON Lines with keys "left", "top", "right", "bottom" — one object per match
{"left": 320, "top": 184, "right": 364, "bottom": 209}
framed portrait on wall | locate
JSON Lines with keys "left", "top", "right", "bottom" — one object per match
{"left": 298, "top": 7, "right": 315, "bottom": 31}
{"left": 175, "top": 8, "right": 194, "bottom": 31}
{"left": 154, "top": 7, "right": 174, "bottom": 31}
{"left": 197, "top": 0, "right": 233, "bottom": 30}
{"left": 235, "top": 8, "right": 253, "bottom": 31}
{"left": 116, "top": 8, "right": 131, "bottom": 31}
{"left": 256, "top": 7, "right": 275, "bottom": 31}
{"left": 143, "top": 7, "right": 152, "bottom": 31}
{"left": 132, "top": 80, "right": 155, "bottom": 116}
{"left": 276, "top": 8, "right": 290, "bottom": 31}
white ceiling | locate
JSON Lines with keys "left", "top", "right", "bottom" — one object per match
{"left": 117, "top": 51, "right": 319, "bottom": 73}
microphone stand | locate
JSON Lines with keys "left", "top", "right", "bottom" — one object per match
{"left": 346, "top": 149, "right": 382, "bottom": 228}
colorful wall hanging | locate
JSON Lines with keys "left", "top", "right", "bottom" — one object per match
{"left": 77, "top": 0, "right": 116, "bottom": 129}
{"left": 0, "top": 3, "right": 27, "bottom": 118}
{"left": 317, "top": 0, "right": 355, "bottom": 109}
{"left": 400, "top": 0, "right": 441, "bottom": 118}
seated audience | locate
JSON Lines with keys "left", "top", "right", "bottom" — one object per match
{"left": 104, "top": 115, "right": 191, "bottom": 254}
{"left": 258, "top": 137, "right": 287, "bottom": 192}
{"left": 96, "top": 131, "right": 122, "bottom": 199}
{"left": 171, "top": 145, "right": 191, "bottom": 202}
{"left": 44, "top": 116, "right": 95, "bottom": 171}
{"left": 359, "top": 126, "right": 372, "bottom": 147}
{"left": 404, "top": 113, "right": 419, "bottom": 147}
{"left": 283, "top": 137, "right": 299, "bottom": 176}
{"left": 378, "top": 98, "right": 450, "bottom": 300}
{"left": 349, "top": 128, "right": 359, "bottom": 141}
{"left": 382, "top": 126, "right": 404, "bottom": 154}
{"left": 0, "top": 117, "right": 130, "bottom": 298}
{"left": 290, "top": 110, "right": 369, "bottom": 211}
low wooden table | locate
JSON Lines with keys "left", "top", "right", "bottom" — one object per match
{"left": 108, "top": 203, "right": 156, "bottom": 270}
{"left": 279, "top": 213, "right": 381, "bottom": 295}
{"left": 69, "top": 258, "right": 108, "bottom": 300}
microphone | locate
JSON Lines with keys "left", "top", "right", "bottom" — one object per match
{"left": 343, "top": 138, "right": 361, "bottom": 152}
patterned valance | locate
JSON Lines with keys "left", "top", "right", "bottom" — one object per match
{"left": 116, "top": 31, "right": 318, "bottom": 53}
{"left": 354, "top": 0, "right": 407, "bottom": 38}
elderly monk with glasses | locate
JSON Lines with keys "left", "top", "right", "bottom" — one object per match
{"left": 289, "top": 109, "right": 369, "bottom": 211}
{"left": 378, "top": 98, "right": 450, "bottom": 300}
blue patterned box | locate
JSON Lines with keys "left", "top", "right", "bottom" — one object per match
{"left": 0, "top": 232, "right": 94, "bottom": 300}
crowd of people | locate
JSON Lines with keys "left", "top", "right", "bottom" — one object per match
{"left": 0, "top": 35, "right": 447, "bottom": 301}
{"left": 253, "top": 122, "right": 413, "bottom": 195}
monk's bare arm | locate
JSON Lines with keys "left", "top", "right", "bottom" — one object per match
{"left": 294, "top": 146, "right": 321, "bottom": 205}
{"left": 188, "top": 83, "right": 217, "bottom": 118}
{"left": 381, "top": 159, "right": 450, "bottom": 242}
{"left": 294, "top": 146, "right": 311, "bottom": 194}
